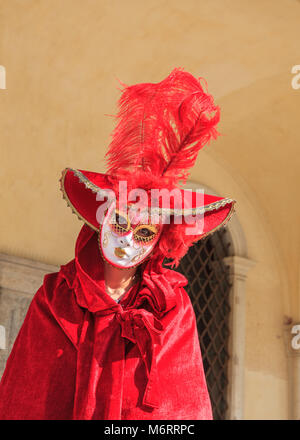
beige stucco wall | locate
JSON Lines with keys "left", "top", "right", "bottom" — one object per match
{"left": 1, "top": 0, "right": 300, "bottom": 419}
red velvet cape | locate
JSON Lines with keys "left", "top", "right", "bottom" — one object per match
{"left": 0, "top": 224, "right": 212, "bottom": 420}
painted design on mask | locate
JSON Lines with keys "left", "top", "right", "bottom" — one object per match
{"left": 99, "top": 201, "right": 162, "bottom": 269}
{"left": 102, "top": 231, "right": 111, "bottom": 248}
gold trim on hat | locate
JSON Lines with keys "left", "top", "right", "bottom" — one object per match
{"left": 59, "top": 167, "right": 237, "bottom": 265}
{"left": 195, "top": 200, "right": 236, "bottom": 241}
{"left": 62, "top": 167, "right": 235, "bottom": 217}
{"left": 59, "top": 168, "right": 99, "bottom": 232}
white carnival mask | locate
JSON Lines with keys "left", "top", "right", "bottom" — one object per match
{"left": 99, "top": 201, "right": 162, "bottom": 269}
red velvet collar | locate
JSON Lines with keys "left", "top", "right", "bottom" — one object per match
{"left": 60, "top": 224, "right": 188, "bottom": 317}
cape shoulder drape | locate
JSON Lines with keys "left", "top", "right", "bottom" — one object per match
{"left": 0, "top": 224, "right": 212, "bottom": 420}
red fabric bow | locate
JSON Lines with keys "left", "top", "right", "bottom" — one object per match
{"left": 71, "top": 306, "right": 163, "bottom": 419}
{"left": 70, "top": 243, "right": 171, "bottom": 419}
{"left": 115, "top": 308, "right": 163, "bottom": 408}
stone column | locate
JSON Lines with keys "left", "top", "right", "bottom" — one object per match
{"left": 0, "top": 326, "right": 5, "bottom": 350}
{"left": 0, "top": 253, "right": 58, "bottom": 378}
{"left": 223, "top": 255, "right": 256, "bottom": 420}
{"left": 283, "top": 323, "right": 300, "bottom": 420}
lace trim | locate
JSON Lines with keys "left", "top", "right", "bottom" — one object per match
{"left": 61, "top": 167, "right": 236, "bottom": 216}
{"left": 195, "top": 200, "right": 236, "bottom": 240}
{"left": 59, "top": 168, "right": 99, "bottom": 232}
{"left": 59, "top": 167, "right": 236, "bottom": 251}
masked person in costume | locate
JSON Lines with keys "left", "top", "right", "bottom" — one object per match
{"left": 0, "top": 68, "right": 236, "bottom": 420}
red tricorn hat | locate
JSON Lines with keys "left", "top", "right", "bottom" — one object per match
{"left": 60, "top": 68, "right": 236, "bottom": 266}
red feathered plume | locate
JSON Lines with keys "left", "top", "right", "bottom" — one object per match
{"left": 105, "top": 67, "right": 220, "bottom": 189}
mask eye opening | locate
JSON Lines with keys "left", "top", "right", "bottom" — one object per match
{"left": 133, "top": 224, "right": 159, "bottom": 244}
{"left": 109, "top": 209, "right": 130, "bottom": 234}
